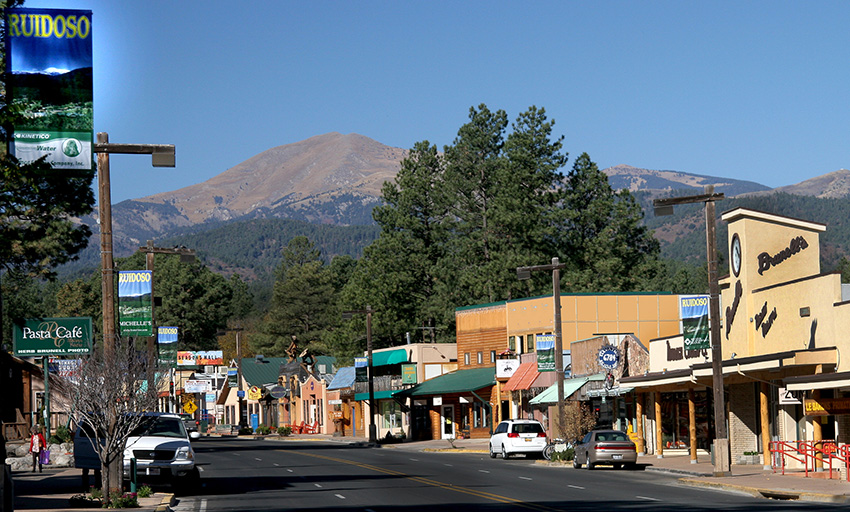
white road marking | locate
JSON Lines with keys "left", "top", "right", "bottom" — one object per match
{"left": 197, "top": 466, "right": 204, "bottom": 472}
{"left": 287, "top": 469, "right": 294, "bottom": 472}
{"left": 444, "top": 463, "right": 453, "bottom": 467}
{"left": 273, "top": 463, "right": 280, "bottom": 467}
{"left": 636, "top": 496, "right": 660, "bottom": 502}
{"left": 519, "top": 476, "right": 532, "bottom": 480}
{"left": 335, "top": 494, "right": 346, "bottom": 499}
{"left": 410, "top": 458, "right": 419, "bottom": 461}
{"left": 255, "top": 458, "right": 262, "bottom": 461}
{"left": 568, "top": 485, "right": 584, "bottom": 489}
{"left": 314, "top": 483, "right": 323, "bottom": 488}
{"left": 478, "top": 469, "right": 490, "bottom": 473}
{"left": 199, "top": 499, "right": 208, "bottom": 512}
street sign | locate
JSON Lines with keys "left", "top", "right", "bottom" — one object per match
{"left": 183, "top": 401, "right": 198, "bottom": 414}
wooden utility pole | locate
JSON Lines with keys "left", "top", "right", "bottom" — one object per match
{"left": 96, "top": 132, "right": 116, "bottom": 357}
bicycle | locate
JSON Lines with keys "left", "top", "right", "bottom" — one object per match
{"left": 542, "top": 438, "right": 569, "bottom": 460}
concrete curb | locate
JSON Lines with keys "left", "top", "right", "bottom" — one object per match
{"left": 154, "top": 492, "right": 175, "bottom": 511}
{"left": 421, "top": 448, "right": 489, "bottom": 454}
{"left": 678, "top": 478, "right": 850, "bottom": 504}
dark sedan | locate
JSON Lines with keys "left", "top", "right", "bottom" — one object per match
{"left": 572, "top": 429, "right": 637, "bottom": 469}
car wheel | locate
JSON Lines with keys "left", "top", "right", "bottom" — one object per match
{"left": 613, "top": 463, "right": 622, "bottom": 469}
{"left": 489, "top": 444, "right": 497, "bottom": 459}
{"left": 624, "top": 462, "right": 636, "bottom": 470}
{"left": 502, "top": 446, "right": 510, "bottom": 459}
{"left": 585, "top": 454, "right": 594, "bottom": 470}
{"left": 572, "top": 458, "right": 581, "bottom": 469}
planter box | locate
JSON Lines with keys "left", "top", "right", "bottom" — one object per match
{"left": 738, "top": 454, "right": 761, "bottom": 465}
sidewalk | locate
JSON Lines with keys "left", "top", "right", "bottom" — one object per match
{"left": 11, "top": 467, "right": 172, "bottom": 512}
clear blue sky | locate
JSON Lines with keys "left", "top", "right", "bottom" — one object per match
{"left": 24, "top": 0, "right": 850, "bottom": 204}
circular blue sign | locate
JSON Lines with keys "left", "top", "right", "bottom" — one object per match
{"left": 597, "top": 346, "right": 620, "bottom": 370}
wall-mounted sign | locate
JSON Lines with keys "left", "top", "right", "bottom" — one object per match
{"left": 177, "top": 350, "right": 223, "bottom": 366}
{"left": 496, "top": 358, "right": 520, "bottom": 379}
{"left": 804, "top": 397, "right": 850, "bottom": 416}
{"left": 758, "top": 236, "right": 808, "bottom": 276}
{"left": 269, "top": 385, "right": 286, "bottom": 399}
{"left": 13, "top": 317, "right": 92, "bottom": 356}
{"left": 778, "top": 387, "right": 801, "bottom": 405}
{"left": 433, "top": 397, "right": 442, "bottom": 406}
{"left": 597, "top": 345, "right": 621, "bottom": 370}
{"left": 184, "top": 379, "right": 211, "bottom": 393}
{"left": 227, "top": 368, "right": 238, "bottom": 388}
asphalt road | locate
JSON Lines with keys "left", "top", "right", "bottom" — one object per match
{"left": 171, "top": 438, "right": 843, "bottom": 512}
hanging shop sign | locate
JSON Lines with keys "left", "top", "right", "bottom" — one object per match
{"left": 496, "top": 358, "right": 520, "bottom": 379}
{"left": 118, "top": 271, "right": 153, "bottom": 337}
{"left": 184, "top": 379, "right": 211, "bottom": 393}
{"left": 227, "top": 367, "right": 238, "bottom": 388}
{"left": 13, "top": 317, "right": 92, "bottom": 356}
{"left": 4, "top": 8, "right": 94, "bottom": 173}
{"left": 680, "top": 295, "right": 710, "bottom": 350}
{"left": 247, "top": 386, "right": 263, "bottom": 400}
{"left": 401, "top": 363, "right": 417, "bottom": 384}
{"left": 536, "top": 334, "right": 555, "bottom": 372}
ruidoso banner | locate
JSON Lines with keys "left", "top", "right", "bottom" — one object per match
{"left": 5, "top": 8, "right": 94, "bottom": 173}
{"left": 536, "top": 334, "right": 555, "bottom": 372}
{"left": 118, "top": 271, "right": 153, "bottom": 337}
{"left": 13, "top": 317, "right": 92, "bottom": 356}
{"left": 354, "top": 357, "right": 368, "bottom": 382}
{"left": 680, "top": 295, "right": 710, "bottom": 350}
{"left": 157, "top": 326, "right": 178, "bottom": 367}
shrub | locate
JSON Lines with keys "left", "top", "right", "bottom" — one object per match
{"left": 277, "top": 426, "right": 292, "bottom": 436}
{"left": 49, "top": 425, "right": 72, "bottom": 444}
{"left": 238, "top": 426, "right": 253, "bottom": 435}
{"left": 550, "top": 446, "right": 575, "bottom": 462}
{"left": 137, "top": 485, "right": 153, "bottom": 498}
{"left": 255, "top": 425, "right": 272, "bottom": 435}
{"left": 108, "top": 491, "right": 139, "bottom": 508}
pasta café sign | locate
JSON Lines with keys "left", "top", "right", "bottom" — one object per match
{"left": 13, "top": 317, "right": 93, "bottom": 356}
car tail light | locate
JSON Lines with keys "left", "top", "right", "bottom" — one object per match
{"left": 596, "top": 444, "right": 636, "bottom": 451}
{"left": 537, "top": 432, "right": 547, "bottom": 437}
{"left": 507, "top": 433, "right": 519, "bottom": 438}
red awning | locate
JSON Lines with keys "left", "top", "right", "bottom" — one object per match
{"left": 504, "top": 361, "right": 540, "bottom": 391}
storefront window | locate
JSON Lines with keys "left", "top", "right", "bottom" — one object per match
{"left": 526, "top": 334, "right": 534, "bottom": 353}
{"left": 381, "top": 401, "right": 402, "bottom": 429}
{"left": 509, "top": 336, "right": 516, "bottom": 351}
{"left": 474, "top": 402, "right": 489, "bottom": 428}
{"left": 660, "top": 391, "right": 710, "bottom": 451}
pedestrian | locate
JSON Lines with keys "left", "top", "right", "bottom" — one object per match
{"left": 29, "top": 426, "right": 47, "bottom": 473}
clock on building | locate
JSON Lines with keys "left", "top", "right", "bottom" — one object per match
{"left": 731, "top": 233, "right": 742, "bottom": 277}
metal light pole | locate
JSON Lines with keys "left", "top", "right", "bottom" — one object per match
{"left": 517, "top": 257, "right": 566, "bottom": 439}
{"left": 653, "top": 185, "right": 730, "bottom": 477}
{"left": 93, "top": 133, "right": 175, "bottom": 356}
{"left": 343, "top": 306, "right": 378, "bottom": 443}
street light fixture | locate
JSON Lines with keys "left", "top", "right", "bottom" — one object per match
{"left": 342, "top": 306, "right": 377, "bottom": 443}
{"left": 517, "top": 257, "right": 566, "bottom": 440}
{"left": 653, "top": 185, "right": 730, "bottom": 477}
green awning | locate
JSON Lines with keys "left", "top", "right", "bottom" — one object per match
{"left": 399, "top": 367, "right": 496, "bottom": 397}
{"left": 529, "top": 374, "right": 604, "bottom": 405}
{"left": 355, "top": 390, "right": 398, "bottom": 401}
{"left": 372, "top": 348, "right": 408, "bottom": 366}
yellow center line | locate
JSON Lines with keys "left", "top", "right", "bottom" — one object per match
{"left": 287, "top": 450, "right": 561, "bottom": 512}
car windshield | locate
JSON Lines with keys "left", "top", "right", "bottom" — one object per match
{"left": 129, "top": 417, "right": 186, "bottom": 438}
{"left": 513, "top": 423, "right": 544, "bottom": 434}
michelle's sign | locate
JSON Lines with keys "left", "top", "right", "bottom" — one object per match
{"left": 13, "top": 317, "right": 92, "bottom": 356}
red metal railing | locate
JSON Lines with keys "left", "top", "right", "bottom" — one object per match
{"left": 770, "top": 440, "right": 850, "bottom": 481}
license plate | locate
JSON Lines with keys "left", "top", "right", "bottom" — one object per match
{"left": 524, "top": 438, "right": 532, "bottom": 442}
{"left": 146, "top": 468, "right": 160, "bottom": 476}
{"left": 612, "top": 454, "right": 622, "bottom": 460}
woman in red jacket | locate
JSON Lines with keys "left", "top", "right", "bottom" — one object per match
{"left": 29, "top": 427, "right": 47, "bottom": 473}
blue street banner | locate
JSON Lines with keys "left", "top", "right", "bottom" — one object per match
{"left": 157, "top": 326, "right": 178, "bottom": 367}
{"left": 536, "top": 334, "right": 555, "bottom": 372}
{"left": 118, "top": 271, "right": 153, "bottom": 337}
{"left": 354, "top": 357, "right": 368, "bottom": 382}
{"left": 680, "top": 295, "right": 710, "bottom": 350}
{"left": 4, "top": 8, "right": 94, "bottom": 173}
